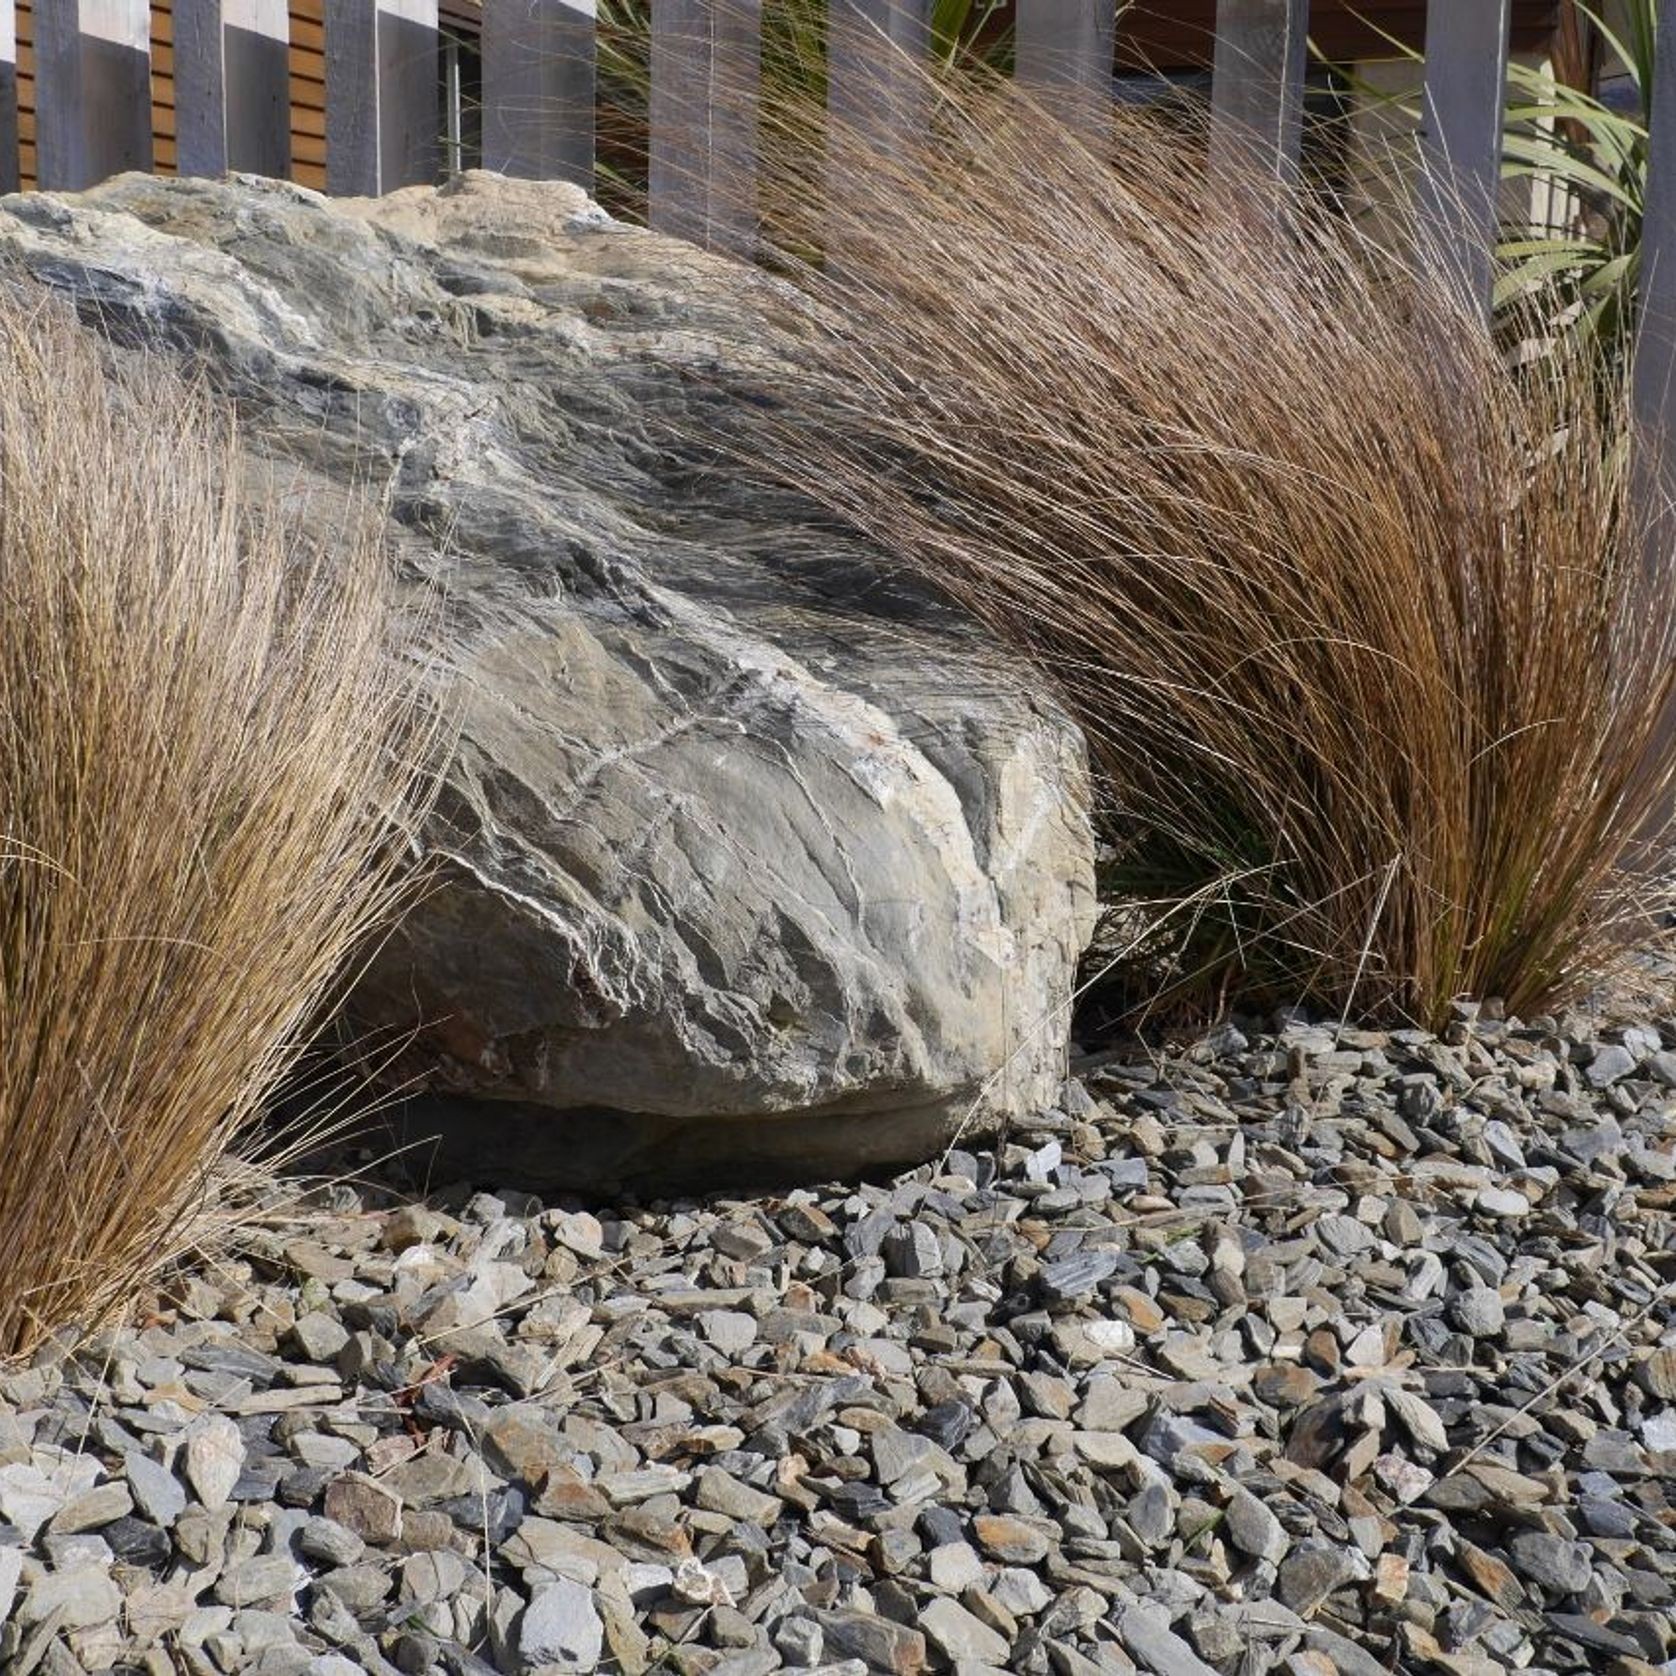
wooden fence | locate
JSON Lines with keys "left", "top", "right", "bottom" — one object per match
{"left": 0, "top": 3, "right": 1656, "bottom": 293}
{"left": 4, "top": 0, "right": 1676, "bottom": 457}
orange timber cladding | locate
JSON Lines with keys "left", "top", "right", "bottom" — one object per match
{"left": 9, "top": 0, "right": 482, "bottom": 192}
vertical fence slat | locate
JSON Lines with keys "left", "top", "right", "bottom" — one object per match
{"left": 1414, "top": 0, "right": 1510, "bottom": 316}
{"left": 828, "top": 0, "right": 930, "bottom": 162}
{"left": 379, "top": 0, "right": 440, "bottom": 191}
{"left": 176, "top": 0, "right": 292, "bottom": 179}
{"left": 482, "top": 0, "right": 597, "bottom": 189}
{"left": 1208, "top": 0, "right": 1308, "bottom": 186}
{"left": 648, "top": 0, "right": 761, "bottom": 254}
{"left": 326, "top": 0, "right": 439, "bottom": 195}
{"left": 0, "top": 1, "right": 17, "bottom": 195}
{"left": 37, "top": 0, "right": 154, "bottom": 191}
{"left": 324, "top": 0, "right": 378, "bottom": 194}
{"left": 1015, "top": 0, "right": 1113, "bottom": 125}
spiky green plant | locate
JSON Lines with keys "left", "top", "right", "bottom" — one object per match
{"left": 1327, "top": 1, "right": 1655, "bottom": 367}
{"left": 1496, "top": 1, "right": 1653, "bottom": 363}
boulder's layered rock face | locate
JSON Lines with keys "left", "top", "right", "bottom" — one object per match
{"left": 0, "top": 171, "right": 1096, "bottom": 1187}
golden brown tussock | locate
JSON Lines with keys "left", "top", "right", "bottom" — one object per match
{"left": 0, "top": 295, "right": 430, "bottom": 1355}
{"left": 742, "top": 83, "right": 1676, "bottom": 1025}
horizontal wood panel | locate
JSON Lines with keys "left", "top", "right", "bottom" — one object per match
{"left": 151, "top": 105, "right": 327, "bottom": 145}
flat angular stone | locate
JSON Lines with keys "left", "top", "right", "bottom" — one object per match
{"left": 183, "top": 1417, "right": 245, "bottom": 1511}
{"left": 47, "top": 1482, "right": 132, "bottom": 1535}
{"left": 1114, "top": 1605, "right": 1222, "bottom": 1676}
{"left": 1635, "top": 1347, "right": 1676, "bottom": 1401}
{"left": 695, "top": 1468, "right": 781, "bottom": 1526}
{"left": 817, "top": 1609, "right": 929, "bottom": 1674}
{"left": 1449, "top": 1286, "right": 1505, "bottom": 1338}
{"left": 299, "top": 1516, "right": 367, "bottom": 1568}
{"left": 928, "top": 1541, "right": 985, "bottom": 1593}
{"left": 1585, "top": 1043, "right": 1637, "bottom": 1087}
{"left": 1508, "top": 1532, "right": 1592, "bottom": 1595}
{"left": 921, "top": 1596, "right": 1009, "bottom": 1666}
{"left": 323, "top": 1473, "right": 403, "bottom": 1546}
{"left": 1040, "top": 1250, "right": 1120, "bottom": 1300}
{"left": 124, "top": 1453, "right": 187, "bottom": 1528}
{"left": 1278, "top": 1545, "right": 1364, "bottom": 1616}
{"left": 1225, "top": 1488, "right": 1289, "bottom": 1565}
{"left": 212, "top": 1554, "right": 304, "bottom": 1607}
{"left": 520, "top": 1578, "right": 604, "bottom": 1670}
{"left": 19, "top": 1564, "right": 122, "bottom": 1630}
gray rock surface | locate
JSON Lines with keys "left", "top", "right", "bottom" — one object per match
{"left": 0, "top": 169, "right": 1096, "bottom": 1188}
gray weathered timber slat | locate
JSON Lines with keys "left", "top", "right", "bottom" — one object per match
{"left": 175, "top": 0, "right": 292, "bottom": 179}
{"left": 1015, "top": 0, "right": 1113, "bottom": 128}
{"left": 1634, "top": 0, "right": 1676, "bottom": 558}
{"left": 828, "top": 0, "right": 931, "bottom": 163}
{"left": 648, "top": 0, "right": 761, "bottom": 254}
{"left": 36, "top": 0, "right": 154, "bottom": 191}
{"left": 1414, "top": 0, "right": 1511, "bottom": 316}
{"left": 1208, "top": 0, "right": 1308, "bottom": 186}
{"left": 482, "top": 0, "right": 597, "bottom": 188}
{"left": 174, "top": 0, "right": 228, "bottom": 175}
{"left": 326, "top": 0, "right": 438, "bottom": 195}
{"left": 378, "top": 0, "right": 440, "bottom": 191}
{"left": 325, "top": 0, "right": 378, "bottom": 193}
{"left": 0, "top": 1, "right": 18, "bottom": 195}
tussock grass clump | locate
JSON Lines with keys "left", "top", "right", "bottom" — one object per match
{"left": 0, "top": 296, "right": 427, "bottom": 1356}
{"left": 746, "top": 89, "right": 1676, "bottom": 1027}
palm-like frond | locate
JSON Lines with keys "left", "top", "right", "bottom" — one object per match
{"left": 1496, "top": 10, "right": 1651, "bottom": 363}
{"left": 1324, "top": 0, "right": 1656, "bottom": 367}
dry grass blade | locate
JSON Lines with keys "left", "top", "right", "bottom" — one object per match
{"left": 0, "top": 292, "right": 432, "bottom": 1357}
{"left": 732, "top": 78, "right": 1676, "bottom": 1026}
